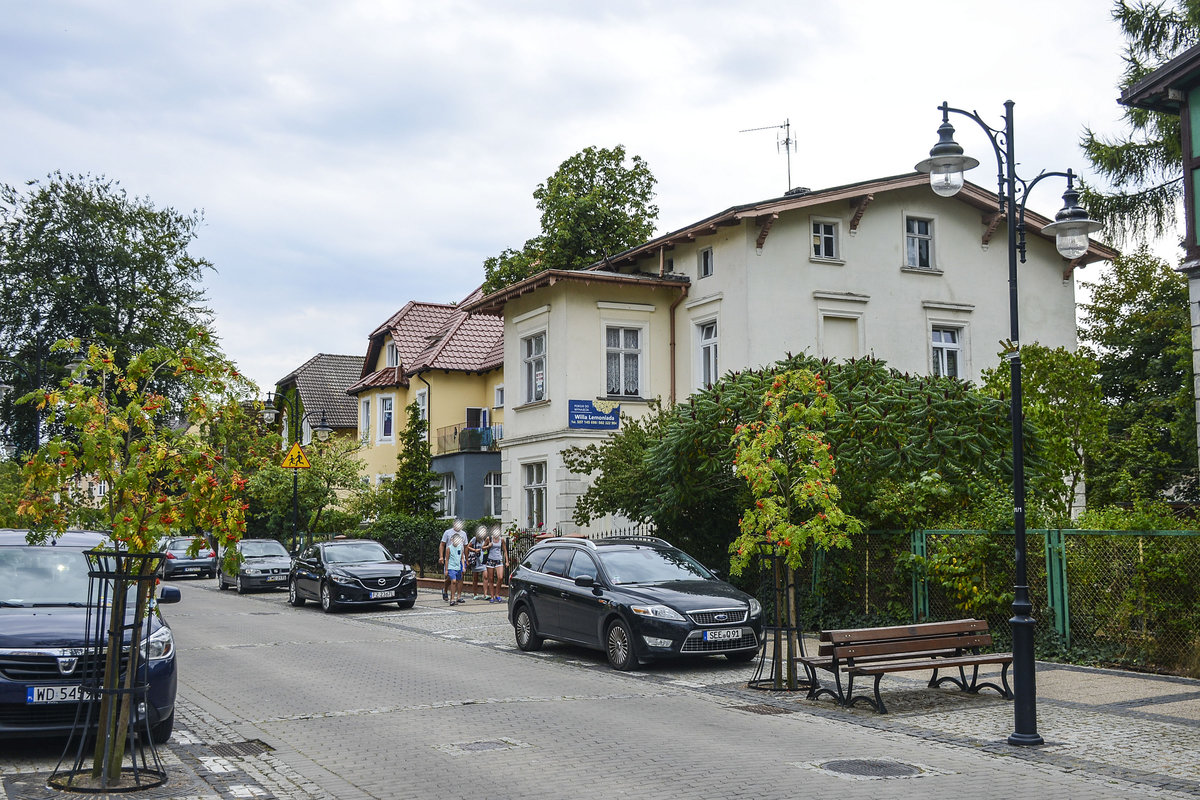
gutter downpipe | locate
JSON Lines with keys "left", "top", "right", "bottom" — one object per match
{"left": 668, "top": 282, "right": 689, "bottom": 406}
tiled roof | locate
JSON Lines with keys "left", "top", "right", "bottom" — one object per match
{"left": 275, "top": 354, "right": 365, "bottom": 428}
{"left": 350, "top": 287, "right": 502, "bottom": 393}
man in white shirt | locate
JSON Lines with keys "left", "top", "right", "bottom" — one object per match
{"left": 439, "top": 519, "right": 464, "bottom": 602}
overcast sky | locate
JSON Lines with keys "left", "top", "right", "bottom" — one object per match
{"left": 1, "top": 1, "right": 1136, "bottom": 390}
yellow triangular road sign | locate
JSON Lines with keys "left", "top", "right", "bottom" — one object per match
{"left": 282, "top": 442, "right": 312, "bottom": 469}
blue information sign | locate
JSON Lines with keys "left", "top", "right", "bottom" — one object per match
{"left": 568, "top": 399, "right": 620, "bottom": 430}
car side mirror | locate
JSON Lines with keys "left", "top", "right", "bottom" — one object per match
{"left": 574, "top": 575, "right": 595, "bottom": 588}
{"left": 394, "top": 553, "right": 404, "bottom": 562}
{"left": 708, "top": 568, "right": 722, "bottom": 579}
{"left": 158, "top": 586, "right": 182, "bottom": 604}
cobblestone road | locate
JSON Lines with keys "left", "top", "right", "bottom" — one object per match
{"left": 3, "top": 581, "right": 1197, "bottom": 799}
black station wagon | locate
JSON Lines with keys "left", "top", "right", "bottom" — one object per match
{"left": 508, "top": 537, "right": 763, "bottom": 670}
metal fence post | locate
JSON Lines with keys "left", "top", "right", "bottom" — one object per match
{"left": 910, "top": 529, "right": 929, "bottom": 622}
{"left": 1043, "top": 529, "right": 1070, "bottom": 648}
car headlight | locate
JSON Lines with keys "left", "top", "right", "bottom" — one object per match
{"left": 630, "top": 604, "right": 684, "bottom": 621}
{"left": 329, "top": 572, "right": 356, "bottom": 585}
{"left": 142, "top": 625, "right": 175, "bottom": 662}
{"left": 244, "top": 568, "right": 262, "bottom": 576}
{"left": 748, "top": 598, "right": 762, "bottom": 617}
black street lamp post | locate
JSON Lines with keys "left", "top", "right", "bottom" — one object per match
{"left": 260, "top": 391, "right": 333, "bottom": 554}
{"left": 915, "top": 100, "right": 1101, "bottom": 747}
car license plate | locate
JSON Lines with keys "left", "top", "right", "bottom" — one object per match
{"left": 266, "top": 575, "right": 286, "bottom": 582}
{"left": 183, "top": 567, "right": 199, "bottom": 572}
{"left": 27, "top": 685, "right": 81, "bottom": 704}
{"left": 703, "top": 628, "right": 741, "bottom": 642}
{"left": 369, "top": 590, "right": 395, "bottom": 599}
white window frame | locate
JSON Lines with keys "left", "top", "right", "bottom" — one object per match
{"left": 300, "top": 415, "right": 313, "bottom": 446}
{"left": 359, "top": 398, "right": 370, "bottom": 443}
{"left": 377, "top": 394, "right": 395, "bottom": 444}
{"left": 696, "top": 319, "right": 719, "bottom": 389}
{"left": 385, "top": 341, "right": 400, "bottom": 368}
{"left": 494, "top": 384, "right": 505, "bottom": 408}
{"left": 604, "top": 324, "right": 643, "bottom": 398}
{"left": 904, "top": 215, "right": 936, "bottom": 270}
{"left": 415, "top": 389, "right": 428, "bottom": 421}
{"left": 698, "top": 247, "right": 714, "bottom": 279}
{"left": 931, "top": 325, "right": 964, "bottom": 378}
{"left": 484, "top": 471, "right": 502, "bottom": 518}
{"left": 810, "top": 217, "right": 842, "bottom": 262}
{"left": 523, "top": 461, "right": 546, "bottom": 530}
{"left": 279, "top": 408, "right": 289, "bottom": 451}
{"left": 439, "top": 472, "right": 457, "bottom": 517}
{"left": 522, "top": 332, "right": 547, "bottom": 404}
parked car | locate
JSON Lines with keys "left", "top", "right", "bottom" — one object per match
{"left": 0, "top": 529, "right": 181, "bottom": 742}
{"left": 218, "top": 538, "right": 291, "bottom": 593}
{"left": 161, "top": 536, "right": 217, "bottom": 579}
{"left": 288, "top": 539, "right": 417, "bottom": 613}
{"left": 508, "top": 536, "right": 764, "bottom": 670}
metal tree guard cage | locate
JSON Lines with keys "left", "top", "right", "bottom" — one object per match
{"left": 748, "top": 541, "right": 814, "bottom": 692}
{"left": 50, "top": 549, "right": 168, "bottom": 793}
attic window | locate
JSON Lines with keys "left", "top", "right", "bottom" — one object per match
{"left": 385, "top": 342, "right": 399, "bottom": 367}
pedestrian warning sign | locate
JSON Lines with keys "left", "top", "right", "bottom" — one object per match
{"left": 282, "top": 442, "right": 312, "bottom": 469}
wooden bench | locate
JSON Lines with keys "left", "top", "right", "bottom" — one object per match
{"left": 798, "top": 618, "right": 1013, "bottom": 713}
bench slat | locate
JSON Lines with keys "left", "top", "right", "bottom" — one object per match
{"left": 820, "top": 618, "right": 985, "bottom": 643}
{"left": 822, "top": 633, "right": 993, "bottom": 659}
{"left": 848, "top": 652, "right": 1013, "bottom": 676}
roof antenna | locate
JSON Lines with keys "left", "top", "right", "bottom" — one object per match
{"left": 739, "top": 119, "right": 797, "bottom": 193}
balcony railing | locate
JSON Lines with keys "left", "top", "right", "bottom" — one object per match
{"left": 435, "top": 423, "right": 503, "bottom": 455}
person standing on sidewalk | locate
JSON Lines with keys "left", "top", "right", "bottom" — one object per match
{"left": 445, "top": 530, "right": 466, "bottom": 605}
{"left": 467, "top": 524, "right": 489, "bottom": 600}
{"left": 485, "top": 525, "right": 509, "bottom": 603}
{"left": 439, "top": 519, "right": 463, "bottom": 602}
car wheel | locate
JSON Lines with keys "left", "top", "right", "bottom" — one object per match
{"left": 725, "top": 648, "right": 758, "bottom": 663}
{"left": 288, "top": 579, "right": 305, "bottom": 607}
{"left": 320, "top": 582, "right": 338, "bottom": 613}
{"left": 397, "top": 599, "right": 415, "bottom": 609}
{"left": 235, "top": 574, "right": 246, "bottom": 595}
{"left": 514, "top": 606, "right": 543, "bottom": 652}
{"left": 606, "top": 619, "right": 637, "bottom": 670}
{"left": 217, "top": 572, "right": 227, "bottom": 590}
{"left": 149, "top": 711, "right": 174, "bottom": 744}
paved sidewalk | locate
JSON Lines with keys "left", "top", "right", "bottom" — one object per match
{"left": 3, "top": 588, "right": 1197, "bottom": 799}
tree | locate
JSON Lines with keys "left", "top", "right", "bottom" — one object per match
{"left": 1079, "top": 1, "right": 1200, "bottom": 243}
{"left": 482, "top": 145, "right": 658, "bottom": 294}
{"left": 728, "top": 370, "right": 860, "bottom": 575}
{"left": 390, "top": 402, "right": 441, "bottom": 517}
{"left": 1078, "top": 249, "right": 1196, "bottom": 503}
{"left": 246, "top": 436, "right": 366, "bottom": 539}
{"left": 0, "top": 173, "right": 216, "bottom": 452}
{"left": 980, "top": 343, "right": 1109, "bottom": 521}
{"left": 18, "top": 332, "right": 258, "bottom": 784}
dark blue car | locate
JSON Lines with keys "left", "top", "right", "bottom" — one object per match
{"left": 0, "top": 530, "right": 181, "bottom": 742}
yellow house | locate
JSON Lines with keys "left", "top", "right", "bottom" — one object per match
{"left": 347, "top": 288, "right": 504, "bottom": 519}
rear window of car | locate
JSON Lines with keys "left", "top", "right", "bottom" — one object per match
{"left": 521, "top": 548, "right": 552, "bottom": 573}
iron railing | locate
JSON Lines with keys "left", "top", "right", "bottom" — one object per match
{"left": 434, "top": 424, "right": 503, "bottom": 455}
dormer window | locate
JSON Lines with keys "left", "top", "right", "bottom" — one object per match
{"left": 385, "top": 342, "right": 399, "bottom": 367}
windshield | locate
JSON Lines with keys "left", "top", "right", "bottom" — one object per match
{"left": 0, "top": 547, "right": 92, "bottom": 605}
{"left": 597, "top": 547, "right": 713, "bottom": 585}
{"left": 324, "top": 542, "right": 391, "bottom": 564}
{"left": 242, "top": 540, "right": 289, "bottom": 558}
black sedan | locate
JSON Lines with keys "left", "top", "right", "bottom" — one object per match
{"left": 218, "top": 538, "right": 292, "bottom": 593}
{"left": 508, "top": 536, "right": 763, "bottom": 670}
{"left": 288, "top": 539, "right": 417, "bottom": 613}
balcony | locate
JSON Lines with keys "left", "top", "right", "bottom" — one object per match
{"left": 435, "top": 424, "right": 503, "bottom": 455}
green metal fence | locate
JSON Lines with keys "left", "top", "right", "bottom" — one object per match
{"left": 792, "top": 529, "right": 1200, "bottom": 678}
